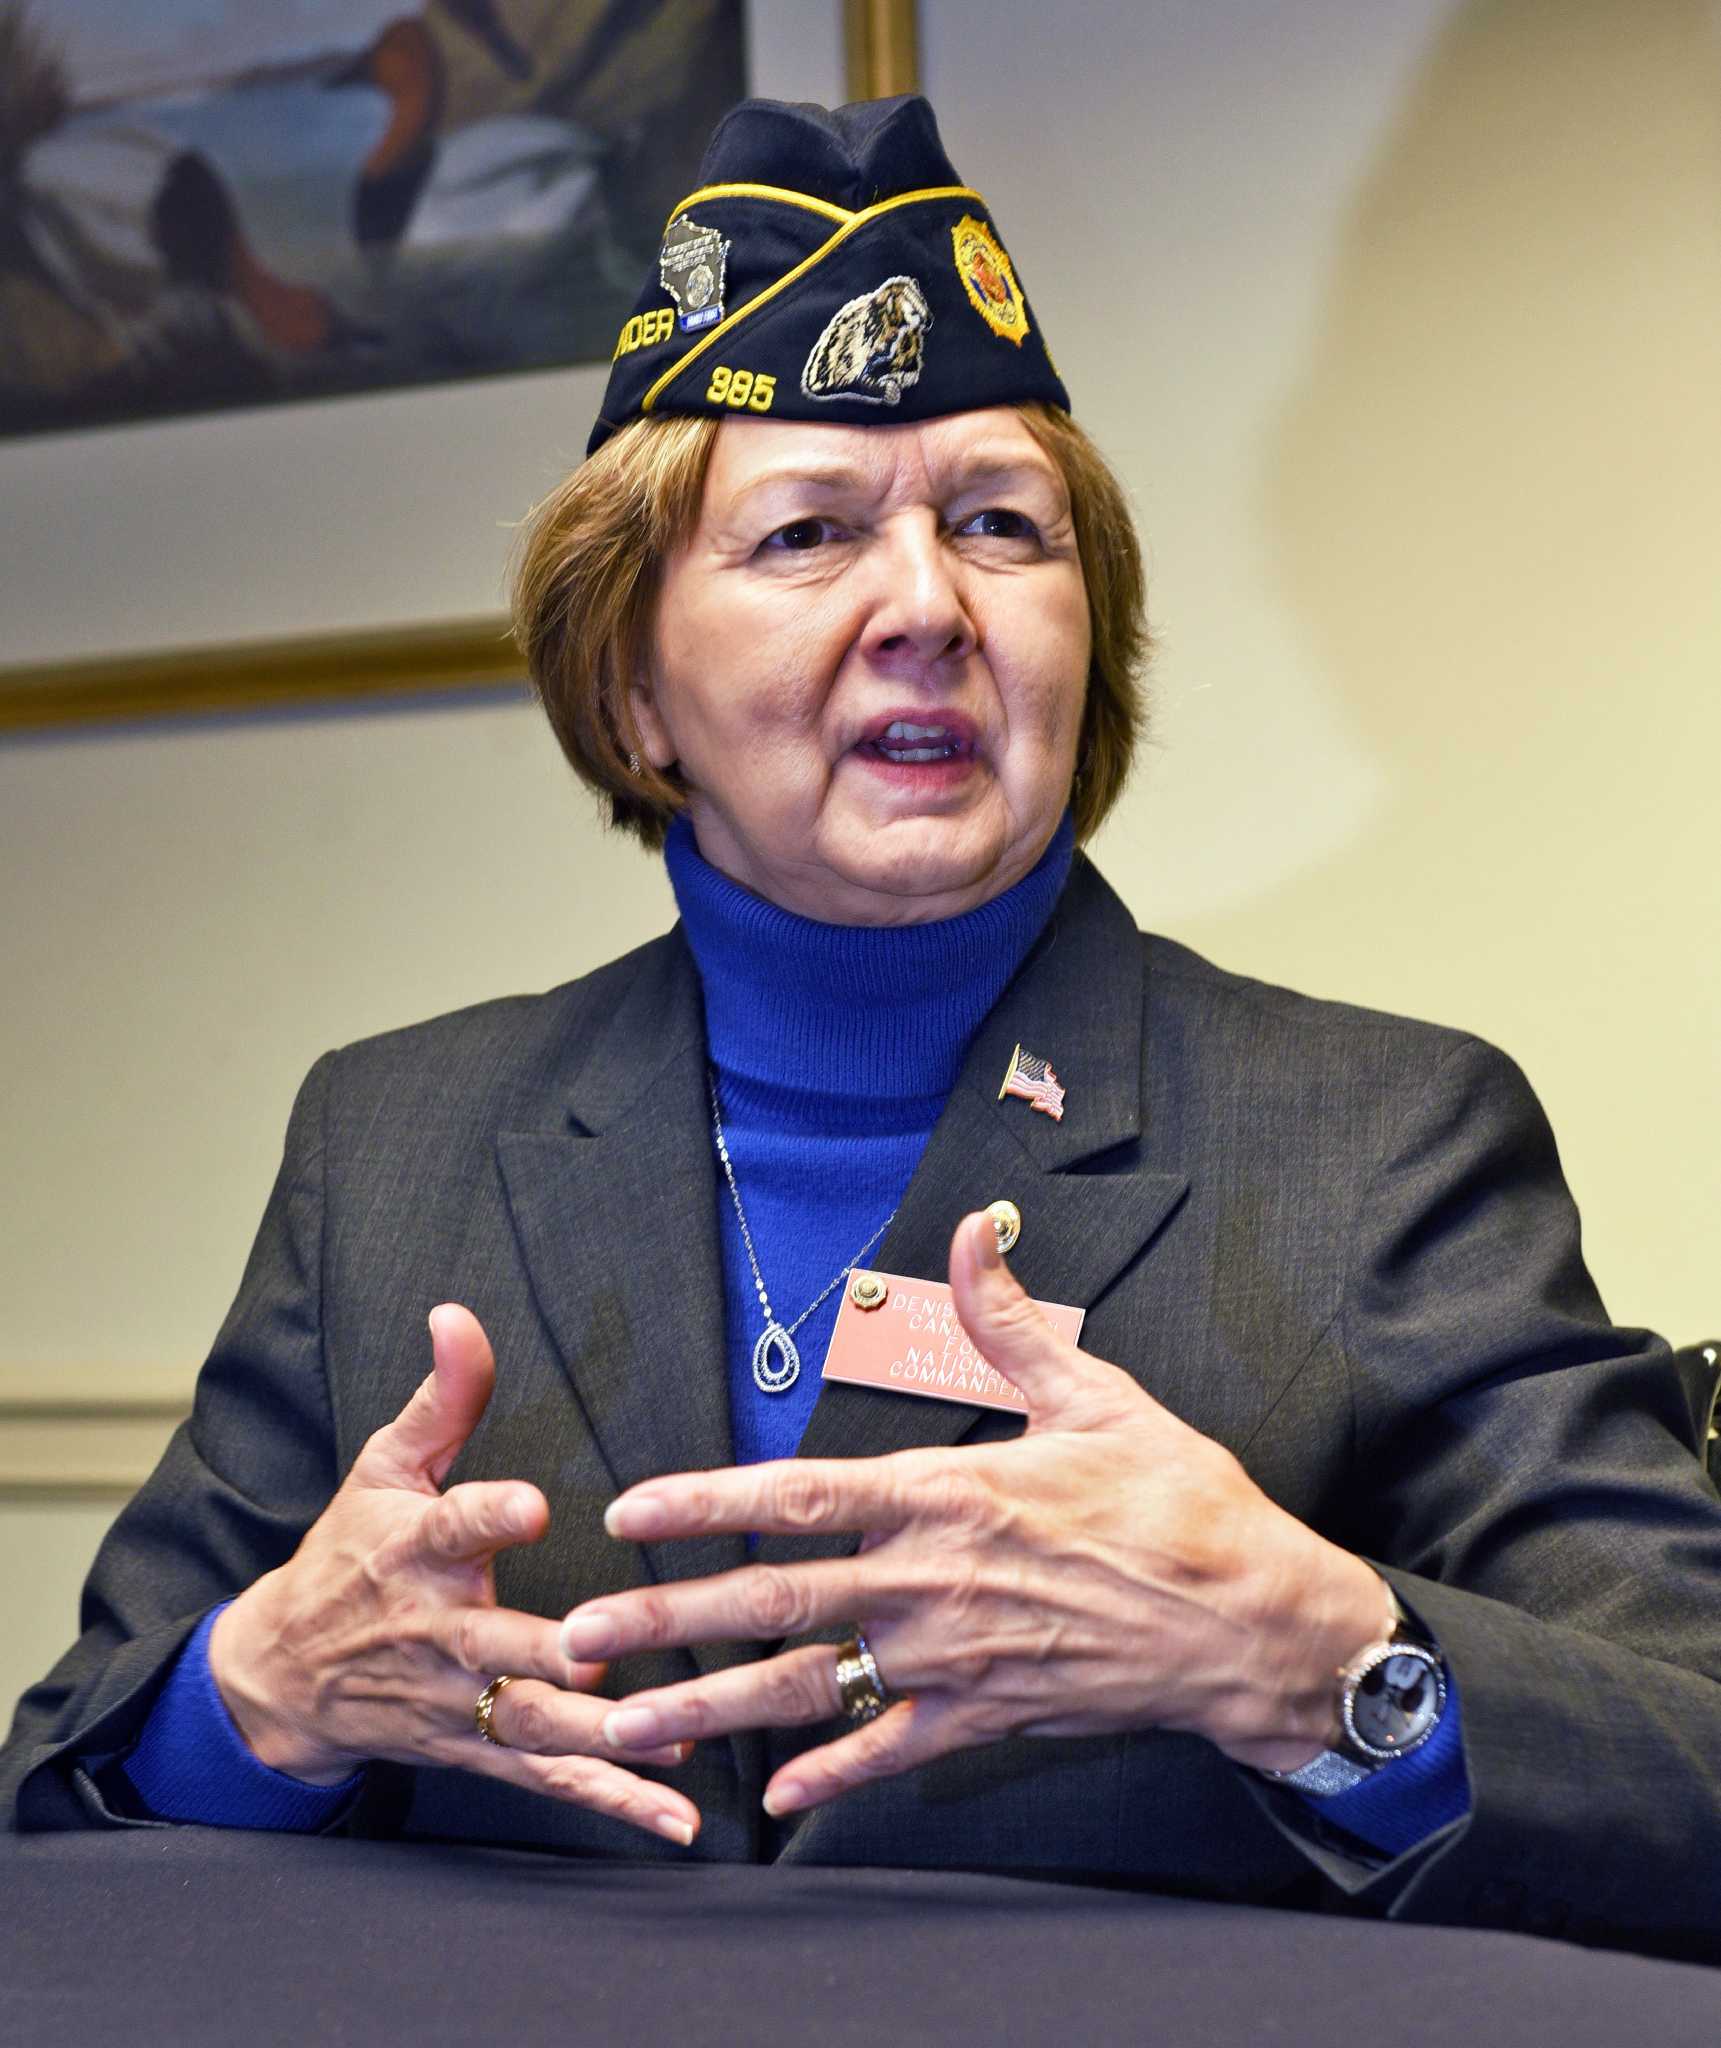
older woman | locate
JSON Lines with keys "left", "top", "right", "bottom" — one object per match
{"left": 6, "top": 95, "right": 1721, "bottom": 1956}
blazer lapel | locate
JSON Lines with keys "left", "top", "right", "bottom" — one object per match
{"left": 759, "top": 856, "right": 1188, "bottom": 1569}
{"left": 496, "top": 859, "right": 1190, "bottom": 1609}
{"left": 496, "top": 928, "right": 752, "bottom": 1673}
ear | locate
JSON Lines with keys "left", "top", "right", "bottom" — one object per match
{"left": 627, "top": 675, "right": 677, "bottom": 772}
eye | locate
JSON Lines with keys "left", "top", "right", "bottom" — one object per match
{"left": 762, "top": 517, "right": 842, "bottom": 552}
{"left": 957, "top": 507, "right": 1040, "bottom": 542}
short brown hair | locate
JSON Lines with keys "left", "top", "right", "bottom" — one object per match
{"left": 510, "top": 404, "right": 1149, "bottom": 850}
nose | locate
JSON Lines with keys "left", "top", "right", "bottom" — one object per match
{"left": 861, "top": 515, "right": 977, "bottom": 672}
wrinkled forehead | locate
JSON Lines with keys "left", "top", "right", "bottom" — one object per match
{"left": 698, "top": 409, "right": 1067, "bottom": 517}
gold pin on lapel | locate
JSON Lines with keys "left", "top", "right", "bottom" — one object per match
{"left": 849, "top": 1271, "right": 888, "bottom": 1311}
{"left": 999, "top": 1043, "right": 1066, "bottom": 1121}
{"left": 986, "top": 1200, "right": 1022, "bottom": 1255}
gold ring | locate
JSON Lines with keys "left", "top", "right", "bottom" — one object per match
{"left": 834, "top": 1632, "right": 890, "bottom": 1725}
{"left": 474, "top": 1673, "right": 516, "bottom": 1746}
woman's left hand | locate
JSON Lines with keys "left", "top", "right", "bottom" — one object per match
{"left": 561, "top": 1212, "right": 1388, "bottom": 1819}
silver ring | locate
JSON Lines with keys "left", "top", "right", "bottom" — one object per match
{"left": 474, "top": 1673, "right": 516, "bottom": 1746}
{"left": 834, "top": 1631, "right": 890, "bottom": 1725}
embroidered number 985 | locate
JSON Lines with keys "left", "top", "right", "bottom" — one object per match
{"left": 705, "top": 367, "right": 776, "bottom": 412}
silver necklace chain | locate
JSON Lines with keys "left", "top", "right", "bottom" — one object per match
{"left": 708, "top": 1068, "right": 896, "bottom": 1395}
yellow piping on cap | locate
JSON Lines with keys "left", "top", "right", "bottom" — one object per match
{"left": 665, "top": 181, "right": 856, "bottom": 229}
{"left": 641, "top": 184, "right": 983, "bottom": 416}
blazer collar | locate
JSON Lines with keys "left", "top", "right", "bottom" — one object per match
{"left": 763, "top": 852, "right": 1188, "bottom": 1563}
{"left": 498, "top": 853, "right": 1188, "bottom": 1593}
{"left": 496, "top": 927, "right": 750, "bottom": 1644}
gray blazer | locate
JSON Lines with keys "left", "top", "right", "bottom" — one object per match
{"left": 7, "top": 855, "right": 1721, "bottom": 1958}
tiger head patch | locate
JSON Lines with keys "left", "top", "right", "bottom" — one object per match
{"left": 800, "top": 275, "right": 932, "bottom": 406}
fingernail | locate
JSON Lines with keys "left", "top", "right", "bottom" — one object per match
{"left": 976, "top": 1213, "right": 1001, "bottom": 1268}
{"left": 603, "top": 1707, "right": 661, "bottom": 1750}
{"left": 654, "top": 1811, "right": 695, "bottom": 1846}
{"left": 763, "top": 1778, "right": 805, "bottom": 1818}
{"left": 562, "top": 1611, "right": 618, "bottom": 1658}
{"left": 605, "top": 1493, "right": 667, "bottom": 1539}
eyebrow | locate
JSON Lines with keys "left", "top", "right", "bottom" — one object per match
{"left": 731, "top": 464, "right": 876, "bottom": 502}
{"left": 730, "top": 453, "right": 1063, "bottom": 504}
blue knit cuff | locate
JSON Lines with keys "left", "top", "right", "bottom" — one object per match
{"left": 121, "top": 1602, "right": 363, "bottom": 1831}
{"left": 1288, "top": 1668, "right": 1470, "bottom": 1858}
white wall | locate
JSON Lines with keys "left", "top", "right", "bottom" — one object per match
{"left": 3, "top": 0, "right": 1717, "bottom": 1714}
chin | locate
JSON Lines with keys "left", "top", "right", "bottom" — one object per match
{"left": 821, "top": 810, "right": 1031, "bottom": 914}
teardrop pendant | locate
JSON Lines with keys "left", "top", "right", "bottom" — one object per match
{"left": 752, "top": 1322, "right": 801, "bottom": 1394}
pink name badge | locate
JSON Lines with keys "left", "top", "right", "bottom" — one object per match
{"left": 820, "top": 1268, "right": 1085, "bottom": 1414}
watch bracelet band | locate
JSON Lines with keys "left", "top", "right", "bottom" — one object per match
{"left": 1269, "top": 1748, "right": 1376, "bottom": 1796}
{"left": 1258, "top": 1582, "right": 1444, "bottom": 1797}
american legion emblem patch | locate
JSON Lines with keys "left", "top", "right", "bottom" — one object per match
{"left": 951, "top": 214, "right": 1030, "bottom": 346}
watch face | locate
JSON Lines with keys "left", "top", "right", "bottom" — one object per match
{"left": 1350, "top": 1650, "right": 1442, "bottom": 1756}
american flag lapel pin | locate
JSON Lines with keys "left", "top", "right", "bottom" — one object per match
{"left": 999, "top": 1043, "right": 1066, "bottom": 1121}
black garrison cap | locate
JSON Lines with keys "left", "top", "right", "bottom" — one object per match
{"left": 588, "top": 94, "right": 1070, "bottom": 456}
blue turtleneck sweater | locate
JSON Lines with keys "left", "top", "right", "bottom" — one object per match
{"left": 665, "top": 811, "right": 1075, "bottom": 1468}
{"left": 121, "top": 810, "right": 1465, "bottom": 1857}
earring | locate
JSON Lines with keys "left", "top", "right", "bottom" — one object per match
{"left": 627, "top": 750, "right": 642, "bottom": 776}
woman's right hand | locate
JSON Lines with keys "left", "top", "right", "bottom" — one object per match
{"left": 207, "top": 1303, "right": 700, "bottom": 1845}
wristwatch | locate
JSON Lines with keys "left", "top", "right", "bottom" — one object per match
{"left": 1260, "top": 1585, "right": 1447, "bottom": 1797}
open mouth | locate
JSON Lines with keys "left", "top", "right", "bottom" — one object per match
{"left": 860, "top": 719, "right": 975, "bottom": 765}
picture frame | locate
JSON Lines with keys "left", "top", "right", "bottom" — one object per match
{"left": 0, "top": 0, "right": 918, "bottom": 733}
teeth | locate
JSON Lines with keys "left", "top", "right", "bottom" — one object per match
{"left": 880, "top": 720, "right": 951, "bottom": 742}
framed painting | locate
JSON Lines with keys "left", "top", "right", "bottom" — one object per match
{"left": 0, "top": 1, "right": 749, "bottom": 439}
{"left": 0, "top": 0, "right": 918, "bottom": 728}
